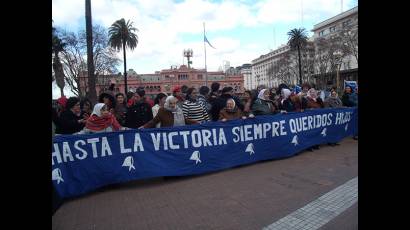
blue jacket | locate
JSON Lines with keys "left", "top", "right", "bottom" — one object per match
{"left": 342, "top": 92, "right": 358, "bottom": 107}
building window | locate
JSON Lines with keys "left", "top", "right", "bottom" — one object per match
{"left": 319, "top": 30, "right": 324, "bottom": 36}
{"left": 343, "top": 20, "right": 351, "bottom": 27}
{"left": 197, "top": 74, "right": 203, "bottom": 80}
{"left": 178, "top": 74, "right": 188, "bottom": 80}
{"left": 329, "top": 26, "right": 336, "bottom": 32}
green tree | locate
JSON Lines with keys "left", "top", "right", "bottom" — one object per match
{"left": 287, "top": 28, "right": 308, "bottom": 85}
{"left": 108, "top": 18, "right": 138, "bottom": 94}
{"left": 52, "top": 24, "right": 66, "bottom": 97}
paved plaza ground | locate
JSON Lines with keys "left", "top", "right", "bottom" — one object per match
{"left": 53, "top": 137, "right": 358, "bottom": 230}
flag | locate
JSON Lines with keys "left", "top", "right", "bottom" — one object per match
{"left": 204, "top": 35, "right": 216, "bottom": 49}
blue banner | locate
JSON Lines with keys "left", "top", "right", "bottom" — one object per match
{"left": 52, "top": 107, "right": 358, "bottom": 198}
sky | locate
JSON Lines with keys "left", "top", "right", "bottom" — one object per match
{"left": 52, "top": 0, "right": 357, "bottom": 98}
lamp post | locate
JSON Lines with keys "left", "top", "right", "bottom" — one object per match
{"left": 183, "top": 49, "right": 193, "bottom": 69}
{"left": 256, "top": 75, "right": 260, "bottom": 88}
{"left": 333, "top": 50, "right": 343, "bottom": 94}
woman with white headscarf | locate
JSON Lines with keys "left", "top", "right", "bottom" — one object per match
{"left": 278, "top": 88, "right": 296, "bottom": 112}
{"left": 251, "top": 89, "right": 277, "bottom": 116}
{"left": 142, "top": 96, "right": 198, "bottom": 128}
{"left": 279, "top": 88, "right": 305, "bottom": 112}
{"left": 76, "top": 103, "right": 122, "bottom": 134}
{"left": 306, "top": 88, "right": 324, "bottom": 109}
{"left": 219, "top": 98, "right": 248, "bottom": 122}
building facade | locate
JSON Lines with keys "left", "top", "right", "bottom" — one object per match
{"left": 251, "top": 42, "right": 315, "bottom": 89}
{"left": 311, "top": 6, "right": 358, "bottom": 89}
{"left": 248, "top": 6, "right": 357, "bottom": 90}
{"left": 240, "top": 64, "right": 252, "bottom": 90}
{"left": 79, "top": 65, "right": 244, "bottom": 99}
{"left": 252, "top": 45, "right": 288, "bottom": 89}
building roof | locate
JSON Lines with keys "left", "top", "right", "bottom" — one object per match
{"left": 312, "top": 6, "right": 358, "bottom": 32}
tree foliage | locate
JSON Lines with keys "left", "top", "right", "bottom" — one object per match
{"left": 57, "top": 25, "right": 120, "bottom": 96}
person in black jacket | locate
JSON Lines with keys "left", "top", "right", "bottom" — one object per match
{"left": 210, "top": 87, "right": 243, "bottom": 121}
{"left": 208, "top": 82, "right": 220, "bottom": 105}
{"left": 55, "top": 97, "right": 86, "bottom": 134}
{"left": 99, "top": 92, "right": 116, "bottom": 113}
{"left": 80, "top": 97, "right": 92, "bottom": 120}
{"left": 124, "top": 89, "right": 153, "bottom": 129}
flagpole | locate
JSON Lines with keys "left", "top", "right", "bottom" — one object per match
{"left": 203, "top": 22, "right": 208, "bottom": 87}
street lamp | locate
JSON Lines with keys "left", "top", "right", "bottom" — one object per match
{"left": 183, "top": 49, "right": 193, "bottom": 68}
{"left": 333, "top": 50, "right": 343, "bottom": 94}
{"left": 256, "top": 75, "right": 260, "bottom": 88}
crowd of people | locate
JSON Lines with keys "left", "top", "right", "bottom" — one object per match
{"left": 52, "top": 81, "right": 358, "bottom": 147}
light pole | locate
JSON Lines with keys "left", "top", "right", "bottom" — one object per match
{"left": 333, "top": 50, "right": 343, "bottom": 94}
{"left": 183, "top": 49, "right": 193, "bottom": 68}
{"left": 256, "top": 75, "right": 260, "bottom": 88}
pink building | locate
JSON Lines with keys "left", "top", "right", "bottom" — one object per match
{"left": 80, "top": 65, "right": 244, "bottom": 99}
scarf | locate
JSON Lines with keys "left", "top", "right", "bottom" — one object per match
{"left": 85, "top": 103, "right": 121, "bottom": 131}
{"left": 86, "top": 114, "right": 121, "bottom": 131}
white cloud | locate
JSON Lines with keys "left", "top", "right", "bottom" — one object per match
{"left": 52, "top": 0, "right": 357, "bottom": 74}
{"left": 52, "top": 0, "right": 84, "bottom": 29}
{"left": 256, "top": 0, "right": 354, "bottom": 25}
{"left": 52, "top": 80, "right": 76, "bottom": 99}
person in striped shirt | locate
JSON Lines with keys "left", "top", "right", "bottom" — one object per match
{"left": 182, "top": 87, "right": 210, "bottom": 123}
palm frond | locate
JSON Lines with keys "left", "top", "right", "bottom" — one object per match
{"left": 108, "top": 18, "right": 139, "bottom": 51}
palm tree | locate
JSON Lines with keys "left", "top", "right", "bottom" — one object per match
{"left": 287, "top": 28, "right": 308, "bottom": 85}
{"left": 108, "top": 18, "right": 138, "bottom": 94}
{"left": 85, "top": 0, "right": 97, "bottom": 104}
